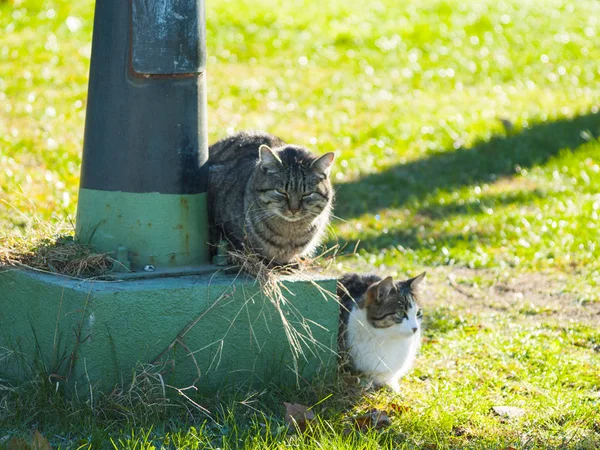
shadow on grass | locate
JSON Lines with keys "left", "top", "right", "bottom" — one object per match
{"left": 333, "top": 112, "right": 600, "bottom": 220}
{"left": 415, "top": 189, "right": 548, "bottom": 220}
{"left": 344, "top": 227, "right": 491, "bottom": 258}
{"left": 329, "top": 112, "right": 600, "bottom": 255}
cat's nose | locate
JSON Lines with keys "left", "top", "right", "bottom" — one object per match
{"left": 412, "top": 327, "right": 418, "bottom": 333}
{"left": 289, "top": 207, "right": 300, "bottom": 214}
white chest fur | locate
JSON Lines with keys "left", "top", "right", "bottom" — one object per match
{"left": 346, "top": 307, "right": 421, "bottom": 391}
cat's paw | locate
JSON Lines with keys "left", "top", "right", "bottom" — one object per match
{"left": 371, "top": 375, "right": 401, "bottom": 393}
{"left": 371, "top": 375, "right": 389, "bottom": 391}
{"left": 387, "top": 379, "right": 401, "bottom": 393}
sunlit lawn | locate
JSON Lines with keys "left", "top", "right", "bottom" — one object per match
{"left": 1, "top": 0, "right": 599, "bottom": 448}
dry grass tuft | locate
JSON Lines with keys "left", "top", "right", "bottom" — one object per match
{"left": 227, "top": 248, "right": 308, "bottom": 371}
{"left": 0, "top": 361, "right": 212, "bottom": 429}
{"left": 93, "top": 363, "right": 210, "bottom": 424}
{"left": 226, "top": 246, "right": 340, "bottom": 379}
{"left": 0, "top": 220, "right": 115, "bottom": 278}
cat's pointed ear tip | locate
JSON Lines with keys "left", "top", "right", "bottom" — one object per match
{"left": 258, "top": 144, "right": 272, "bottom": 155}
{"left": 312, "top": 152, "right": 335, "bottom": 173}
{"left": 377, "top": 276, "right": 395, "bottom": 294}
{"left": 258, "top": 145, "right": 283, "bottom": 170}
{"left": 410, "top": 271, "right": 426, "bottom": 288}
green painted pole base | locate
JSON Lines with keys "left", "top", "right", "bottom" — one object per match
{"left": 76, "top": 188, "right": 209, "bottom": 270}
{"left": 0, "top": 269, "right": 338, "bottom": 392}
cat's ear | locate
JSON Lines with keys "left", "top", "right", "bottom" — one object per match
{"left": 259, "top": 145, "right": 283, "bottom": 173}
{"left": 408, "top": 272, "right": 426, "bottom": 290}
{"left": 364, "top": 276, "right": 393, "bottom": 306}
{"left": 311, "top": 152, "right": 335, "bottom": 176}
{"left": 376, "top": 276, "right": 395, "bottom": 302}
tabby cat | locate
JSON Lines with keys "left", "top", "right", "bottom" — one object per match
{"left": 208, "top": 131, "right": 335, "bottom": 265}
{"left": 338, "top": 272, "right": 425, "bottom": 391}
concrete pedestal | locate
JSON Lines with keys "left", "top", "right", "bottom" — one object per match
{"left": 0, "top": 269, "right": 338, "bottom": 392}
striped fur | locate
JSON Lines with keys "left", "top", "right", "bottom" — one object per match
{"left": 208, "top": 131, "right": 334, "bottom": 264}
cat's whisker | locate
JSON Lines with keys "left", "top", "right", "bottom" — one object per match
{"left": 327, "top": 212, "right": 350, "bottom": 223}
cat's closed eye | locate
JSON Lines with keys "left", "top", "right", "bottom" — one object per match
{"left": 273, "top": 189, "right": 288, "bottom": 198}
{"left": 394, "top": 311, "right": 409, "bottom": 320}
{"left": 302, "top": 192, "right": 327, "bottom": 202}
{"left": 301, "top": 193, "right": 316, "bottom": 201}
{"left": 416, "top": 309, "right": 423, "bottom": 319}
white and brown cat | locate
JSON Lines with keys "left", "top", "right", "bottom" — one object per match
{"left": 338, "top": 272, "right": 425, "bottom": 392}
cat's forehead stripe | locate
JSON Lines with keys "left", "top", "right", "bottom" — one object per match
{"left": 281, "top": 158, "right": 313, "bottom": 194}
{"left": 300, "top": 166, "right": 306, "bottom": 192}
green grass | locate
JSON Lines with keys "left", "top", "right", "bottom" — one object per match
{"left": 1, "top": 305, "right": 599, "bottom": 449}
{"left": 1, "top": 0, "right": 600, "bottom": 448}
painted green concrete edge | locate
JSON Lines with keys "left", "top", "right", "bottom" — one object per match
{"left": 0, "top": 269, "right": 339, "bottom": 393}
{"left": 75, "top": 188, "right": 210, "bottom": 269}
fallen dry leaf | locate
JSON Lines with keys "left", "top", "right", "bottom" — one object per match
{"left": 353, "top": 414, "right": 372, "bottom": 431}
{"left": 491, "top": 406, "right": 526, "bottom": 419}
{"left": 453, "top": 425, "right": 478, "bottom": 439}
{"left": 283, "top": 402, "right": 315, "bottom": 433}
{"left": 452, "top": 425, "right": 467, "bottom": 437}
{"left": 351, "top": 409, "right": 392, "bottom": 432}
{"left": 8, "top": 437, "right": 30, "bottom": 450}
{"left": 30, "top": 431, "right": 51, "bottom": 450}
{"left": 389, "top": 403, "right": 410, "bottom": 414}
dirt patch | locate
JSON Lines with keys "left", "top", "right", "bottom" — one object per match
{"left": 419, "top": 267, "right": 600, "bottom": 325}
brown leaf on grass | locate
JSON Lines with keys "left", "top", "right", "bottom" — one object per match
{"left": 352, "top": 414, "right": 372, "bottom": 431}
{"left": 454, "top": 425, "right": 480, "bottom": 437}
{"left": 452, "top": 425, "right": 467, "bottom": 436}
{"left": 351, "top": 409, "right": 392, "bottom": 432}
{"left": 283, "top": 402, "right": 315, "bottom": 433}
{"left": 389, "top": 403, "right": 410, "bottom": 414}
{"left": 491, "top": 406, "right": 526, "bottom": 419}
{"left": 30, "top": 432, "right": 51, "bottom": 450}
{"left": 7, "top": 437, "right": 30, "bottom": 450}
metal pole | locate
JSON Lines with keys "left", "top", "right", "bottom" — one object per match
{"left": 76, "top": 0, "right": 209, "bottom": 270}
